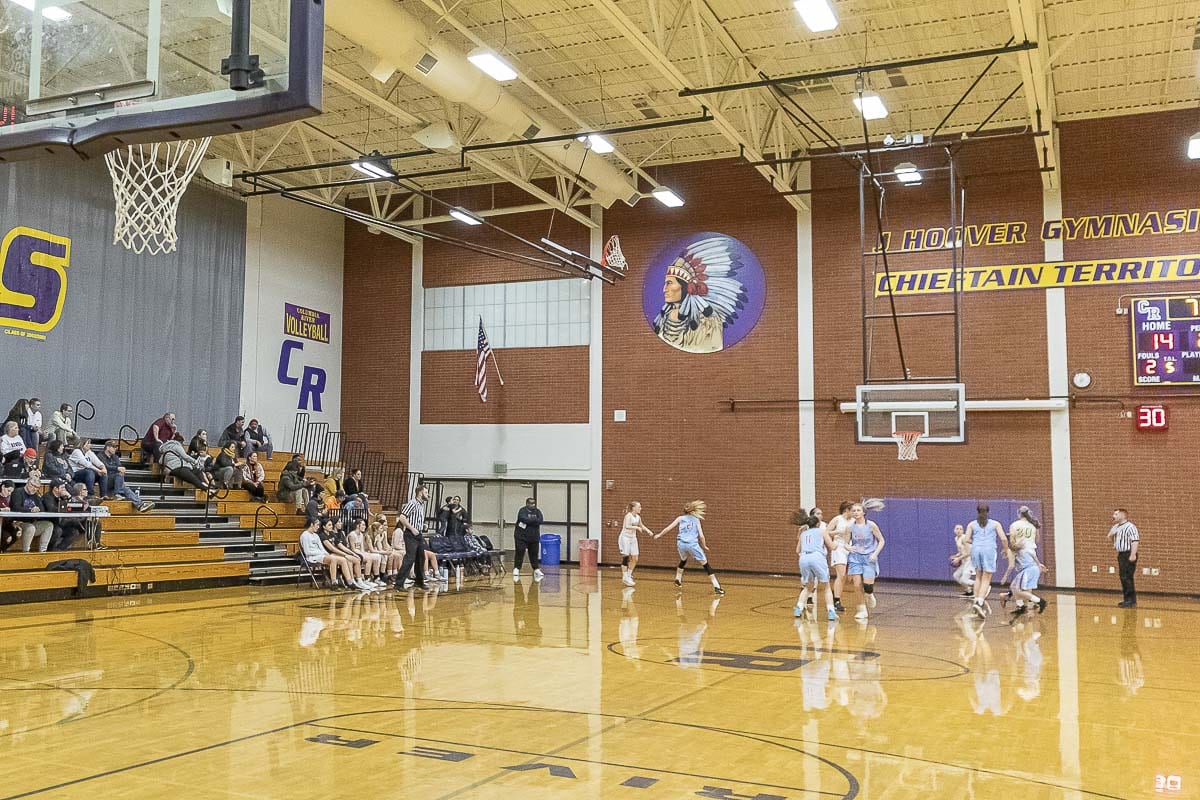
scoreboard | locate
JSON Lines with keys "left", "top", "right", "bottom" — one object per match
{"left": 1131, "top": 295, "right": 1200, "bottom": 386}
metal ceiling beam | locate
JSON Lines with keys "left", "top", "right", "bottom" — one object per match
{"left": 589, "top": 0, "right": 799, "bottom": 208}
{"left": 1008, "top": 0, "right": 1059, "bottom": 189}
{"left": 678, "top": 41, "right": 1039, "bottom": 97}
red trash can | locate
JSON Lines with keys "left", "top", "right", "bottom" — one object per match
{"left": 578, "top": 539, "right": 599, "bottom": 576}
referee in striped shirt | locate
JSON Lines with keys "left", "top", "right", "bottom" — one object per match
{"left": 1108, "top": 508, "right": 1140, "bottom": 608}
{"left": 395, "top": 485, "right": 429, "bottom": 590}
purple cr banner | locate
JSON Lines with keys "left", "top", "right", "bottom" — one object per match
{"left": 284, "top": 303, "right": 330, "bottom": 344}
{"left": 641, "top": 232, "right": 766, "bottom": 354}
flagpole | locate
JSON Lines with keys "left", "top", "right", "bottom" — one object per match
{"left": 490, "top": 351, "right": 505, "bottom": 385}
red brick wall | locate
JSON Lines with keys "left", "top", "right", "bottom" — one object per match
{"left": 421, "top": 347, "right": 588, "bottom": 423}
{"left": 811, "top": 136, "right": 1058, "bottom": 582}
{"left": 341, "top": 223, "right": 412, "bottom": 461}
{"left": 601, "top": 158, "right": 799, "bottom": 571}
{"left": 1061, "top": 110, "right": 1200, "bottom": 594}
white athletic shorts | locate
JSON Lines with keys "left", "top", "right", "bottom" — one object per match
{"left": 830, "top": 540, "right": 849, "bottom": 566}
{"left": 618, "top": 532, "right": 639, "bottom": 557}
{"left": 307, "top": 552, "right": 327, "bottom": 565}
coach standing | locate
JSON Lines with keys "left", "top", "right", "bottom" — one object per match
{"left": 1108, "top": 508, "right": 1140, "bottom": 608}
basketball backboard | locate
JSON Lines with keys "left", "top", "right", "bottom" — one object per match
{"left": 0, "top": 0, "right": 321, "bottom": 160}
{"left": 856, "top": 383, "right": 966, "bottom": 444}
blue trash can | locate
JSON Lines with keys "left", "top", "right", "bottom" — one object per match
{"left": 539, "top": 533, "right": 562, "bottom": 566}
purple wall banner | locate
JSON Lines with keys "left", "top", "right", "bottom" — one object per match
{"left": 641, "top": 232, "right": 767, "bottom": 353}
{"left": 284, "top": 303, "right": 331, "bottom": 344}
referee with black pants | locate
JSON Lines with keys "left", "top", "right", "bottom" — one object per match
{"left": 395, "top": 484, "right": 430, "bottom": 590}
{"left": 1108, "top": 508, "right": 1140, "bottom": 608}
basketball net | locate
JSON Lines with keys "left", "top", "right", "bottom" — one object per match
{"left": 601, "top": 235, "right": 628, "bottom": 271}
{"left": 105, "top": 137, "right": 212, "bottom": 255}
{"left": 893, "top": 431, "right": 922, "bottom": 461}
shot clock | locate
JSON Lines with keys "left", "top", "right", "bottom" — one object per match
{"left": 1131, "top": 296, "right": 1200, "bottom": 385}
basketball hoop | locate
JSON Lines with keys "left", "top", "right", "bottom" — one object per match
{"left": 601, "top": 235, "right": 628, "bottom": 272}
{"left": 105, "top": 137, "right": 212, "bottom": 255}
{"left": 893, "top": 431, "right": 922, "bottom": 461}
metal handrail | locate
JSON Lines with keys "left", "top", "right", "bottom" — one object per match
{"left": 72, "top": 399, "right": 95, "bottom": 433}
{"left": 251, "top": 504, "right": 279, "bottom": 558}
{"left": 202, "top": 486, "right": 230, "bottom": 529}
{"left": 118, "top": 424, "right": 140, "bottom": 449}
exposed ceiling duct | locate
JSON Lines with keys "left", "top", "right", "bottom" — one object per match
{"left": 325, "top": 0, "right": 642, "bottom": 208}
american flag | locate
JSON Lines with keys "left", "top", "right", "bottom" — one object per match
{"left": 475, "top": 317, "right": 493, "bottom": 403}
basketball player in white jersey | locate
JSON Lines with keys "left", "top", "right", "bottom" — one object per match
{"left": 949, "top": 523, "right": 975, "bottom": 597}
{"left": 619, "top": 501, "right": 653, "bottom": 587}
{"left": 1001, "top": 505, "right": 1041, "bottom": 608}
{"left": 826, "top": 501, "right": 854, "bottom": 613}
{"left": 1006, "top": 507, "right": 1047, "bottom": 618}
{"left": 795, "top": 511, "right": 838, "bottom": 621}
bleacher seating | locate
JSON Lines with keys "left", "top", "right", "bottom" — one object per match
{"left": 0, "top": 438, "right": 379, "bottom": 603}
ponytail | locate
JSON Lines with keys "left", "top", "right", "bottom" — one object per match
{"left": 1019, "top": 505, "right": 1041, "bottom": 529}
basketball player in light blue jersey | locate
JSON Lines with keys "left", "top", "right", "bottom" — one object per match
{"left": 655, "top": 499, "right": 724, "bottom": 595}
{"left": 846, "top": 501, "right": 886, "bottom": 621}
{"left": 965, "top": 503, "right": 1011, "bottom": 618}
{"left": 794, "top": 512, "right": 838, "bottom": 621}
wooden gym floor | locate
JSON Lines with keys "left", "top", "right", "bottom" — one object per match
{"left": 0, "top": 569, "right": 1193, "bottom": 799}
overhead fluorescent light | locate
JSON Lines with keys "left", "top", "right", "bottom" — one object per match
{"left": 652, "top": 187, "right": 685, "bottom": 208}
{"left": 350, "top": 150, "right": 394, "bottom": 179}
{"left": 793, "top": 0, "right": 837, "bottom": 33}
{"left": 578, "top": 134, "right": 614, "bottom": 153}
{"left": 11, "top": 0, "right": 71, "bottom": 21}
{"left": 449, "top": 207, "right": 484, "bottom": 225}
{"left": 1189, "top": 132, "right": 1200, "bottom": 160}
{"left": 852, "top": 92, "right": 888, "bottom": 120}
{"left": 467, "top": 47, "right": 518, "bottom": 82}
{"left": 894, "top": 162, "right": 921, "bottom": 185}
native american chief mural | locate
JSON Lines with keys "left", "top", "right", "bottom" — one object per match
{"left": 640, "top": 232, "right": 767, "bottom": 354}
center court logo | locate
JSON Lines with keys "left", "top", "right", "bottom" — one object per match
{"left": 0, "top": 226, "right": 71, "bottom": 340}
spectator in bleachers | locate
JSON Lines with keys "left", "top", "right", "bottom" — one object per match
{"left": 160, "top": 434, "right": 213, "bottom": 491}
{"left": 19, "top": 448, "right": 39, "bottom": 478}
{"left": 42, "top": 440, "right": 70, "bottom": 483}
{"left": 240, "top": 451, "right": 266, "bottom": 501}
{"left": 212, "top": 442, "right": 240, "bottom": 489}
{"left": 324, "top": 490, "right": 342, "bottom": 514}
{"left": 44, "top": 403, "right": 77, "bottom": 445}
{"left": 12, "top": 472, "right": 52, "bottom": 552}
{"left": 323, "top": 467, "right": 344, "bottom": 498}
{"left": 38, "top": 478, "right": 69, "bottom": 552}
{"left": 54, "top": 482, "right": 91, "bottom": 551}
{"left": 0, "top": 480, "right": 18, "bottom": 552}
{"left": 68, "top": 438, "right": 105, "bottom": 499}
{"left": 242, "top": 419, "right": 273, "bottom": 460}
{"left": 300, "top": 518, "right": 354, "bottom": 590}
{"left": 443, "top": 496, "right": 471, "bottom": 537}
{"left": 341, "top": 491, "right": 367, "bottom": 529}
{"left": 218, "top": 416, "right": 245, "bottom": 453}
{"left": 344, "top": 468, "right": 365, "bottom": 499}
{"left": 5, "top": 398, "right": 39, "bottom": 450}
{"left": 188, "top": 429, "right": 209, "bottom": 459}
{"left": 1, "top": 422, "right": 26, "bottom": 477}
{"left": 305, "top": 486, "right": 326, "bottom": 525}
{"left": 100, "top": 440, "right": 154, "bottom": 512}
{"left": 278, "top": 457, "right": 309, "bottom": 513}
{"left": 141, "top": 411, "right": 177, "bottom": 465}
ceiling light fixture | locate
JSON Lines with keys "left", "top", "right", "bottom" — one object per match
{"left": 651, "top": 187, "right": 685, "bottom": 207}
{"left": 467, "top": 47, "right": 518, "bottom": 82}
{"left": 576, "top": 134, "right": 615, "bottom": 153}
{"left": 350, "top": 150, "right": 395, "bottom": 179}
{"left": 793, "top": 0, "right": 837, "bottom": 33}
{"left": 11, "top": 0, "right": 71, "bottom": 21}
{"left": 1189, "top": 132, "right": 1200, "bottom": 160}
{"left": 853, "top": 92, "right": 888, "bottom": 120}
{"left": 894, "top": 162, "right": 921, "bottom": 185}
{"left": 449, "top": 207, "right": 484, "bottom": 225}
